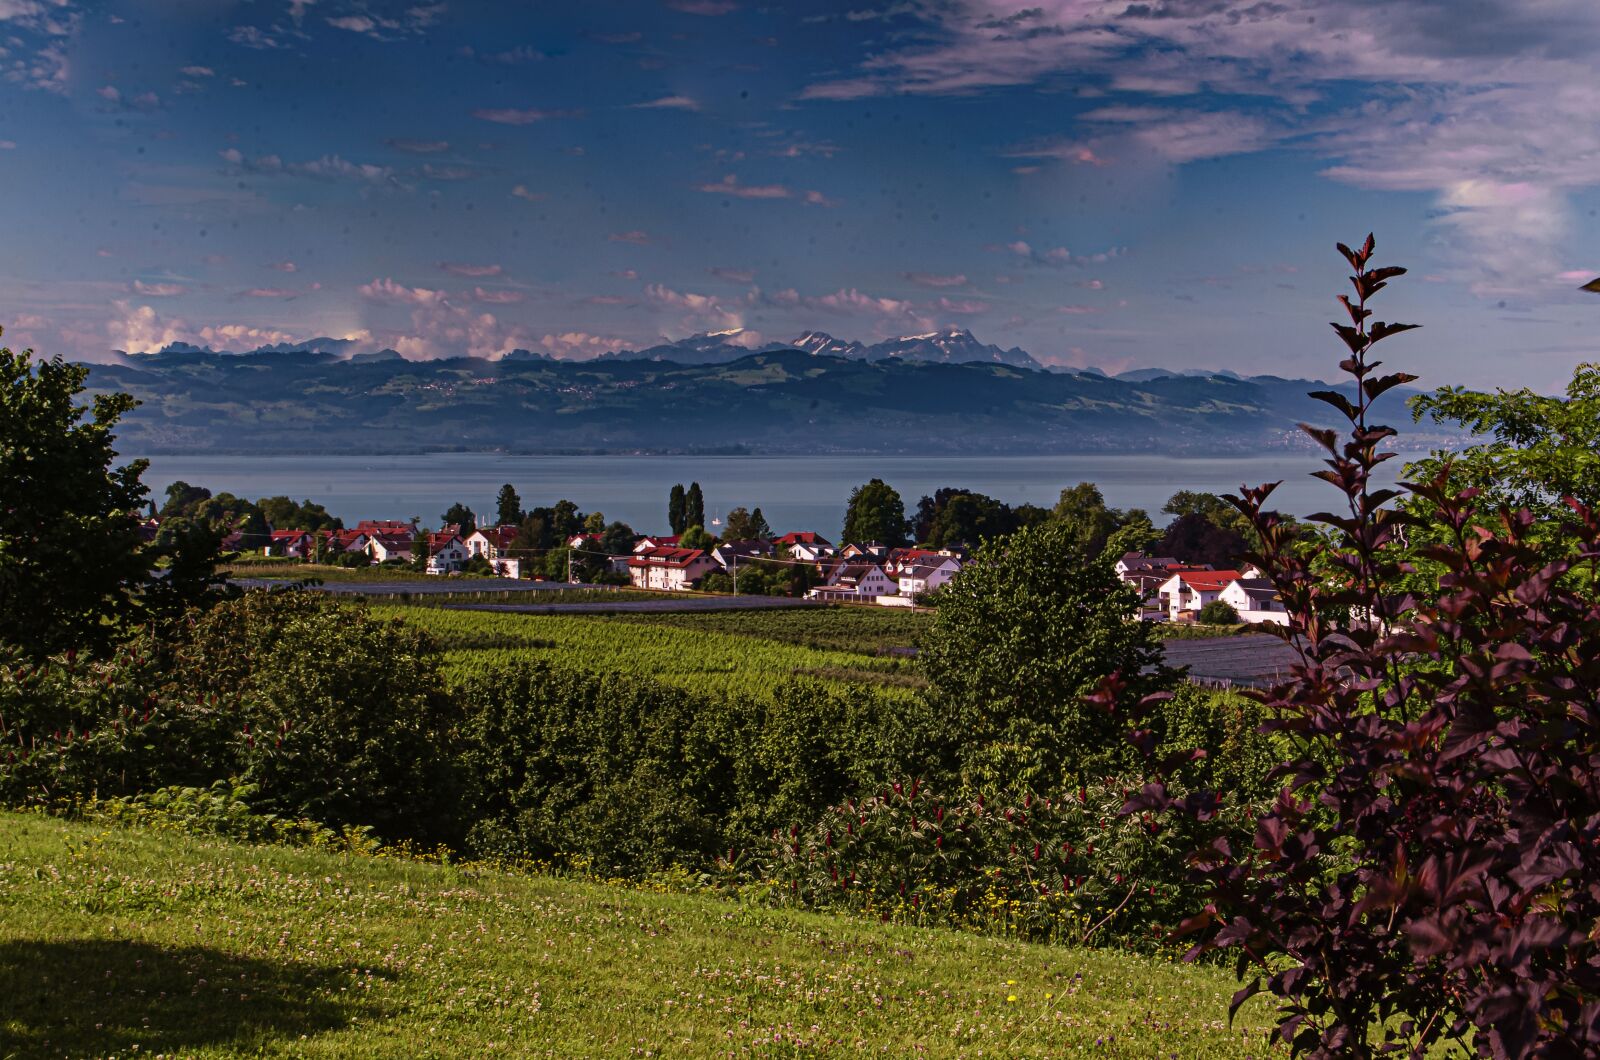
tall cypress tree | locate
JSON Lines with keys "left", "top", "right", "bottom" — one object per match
{"left": 668, "top": 483, "right": 687, "bottom": 534}
{"left": 495, "top": 484, "right": 522, "bottom": 527}
{"left": 685, "top": 481, "right": 705, "bottom": 531}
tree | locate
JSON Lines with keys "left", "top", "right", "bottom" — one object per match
{"left": 583, "top": 511, "right": 606, "bottom": 534}
{"left": 160, "top": 480, "right": 211, "bottom": 517}
{"left": 599, "top": 520, "right": 637, "bottom": 557}
{"left": 668, "top": 484, "right": 687, "bottom": 534}
{"left": 549, "top": 499, "right": 583, "bottom": 539}
{"left": 919, "top": 519, "right": 1170, "bottom": 792}
{"left": 679, "top": 524, "right": 714, "bottom": 551}
{"left": 723, "top": 506, "right": 760, "bottom": 541}
{"left": 923, "top": 490, "right": 1011, "bottom": 548}
{"left": 441, "top": 502, "right": 476, "bottom": 536}
{"left": 841, "top": 478, "right": 909, "bottom": 546}
{"left": 1163, "top": 489, "right": 1248, "bottom": 534}
{"left": 258, "top": 496, "right": 341, "bottom": 532}
{"left": 1054, "top": 482, "right": 1152, "bottom": 557}
{"left": 495, "top": 484, "right": 523, "bottom": 527}
{"left": 143, "top": 517, "right": 236, "bottom": 627}
{"left": 1157, "top": 511, "right": 1247, "bottom": 569}
{"left": 685, "top": 482, "right": 705, "bottom": 532}
{"left": 0, "top": 337, "right": 150, "bottom": 656}
{"left": 748, "top": 506, "right": 773, "bottom": 540}
{"left": 193, "top": 492, "right": 270, "bottom": 545}
{"left": 1195, "top": 599, "right": 1239, "bottom": 625}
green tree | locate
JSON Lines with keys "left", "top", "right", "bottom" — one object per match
{"left": 1052, "top": 482, "right": 1151, "bottom": 557}
{"left": 257, "top": 496, "right": 341, "bottom": 532}
{"left": 924, "top": 491, "right": 1009, "bottom": 548}
{"left": 668, "top": 484, "right": 687, "bottom": 534}
{"left": 441, "top": 502, "right": 476, "bottom": 536}
{"left": 160, "top": 480, "right": 211, "bottom": 516}
{"left": 841, "top": 478, "right": 909, "bottom": 546}
{"left": 722, "top": 506, "right": 758, "bottom": 541}
{"left": 0, "top": 337, "right": 150, "bottom": 656}
{"left": 599, "top": 520, "right": 637, "bottom": 557}
{"left": 685, "top": 482, "right": 705, "bottom": 531}
{"left": 495, "top": 484, "right": 523, "bottom": 527}
{"left": 749, "top": 507, "right": 773, "bottom": 540}
{"left": 679, "top": 524, "right": 714, "bottom": 551}
{"left": 1162, "top": 489, "right": 1247, "bottom": 533}
{"left": 193, "top": 492, "right": 270, "bottom": 545}
{"left": 583, "top": 510, "right": 606, "bottom": 534}
{"left": 919, "top": 520, "right": 1171, "bottom": 792}
{"left": 143, "top": 517, "right": 236, "bottom": 627}
{"left": 549, "top": 499, "right": 583, "bottom": 539}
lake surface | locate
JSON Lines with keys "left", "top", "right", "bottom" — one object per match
{"left": 137, "top": 452, "right": 1418, "bottom": 535}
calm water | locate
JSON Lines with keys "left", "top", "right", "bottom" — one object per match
{"left": 136, "top": 452, "right": 1415, "bottom": 535}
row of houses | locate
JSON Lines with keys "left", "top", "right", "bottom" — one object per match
{"left": 626, "top": 533, "right": 967, "bottom": 602}
{"left": 263, "top": 521, "right": 520, "bottom": 577}
{"left": 1115, "top": 552, "right": 1289, "bottom": 625}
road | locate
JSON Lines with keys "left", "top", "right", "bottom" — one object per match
{"left": 234, "top": 577, "right": 619, "bottom": 596}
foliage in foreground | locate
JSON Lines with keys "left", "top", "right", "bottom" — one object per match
{"left": 1120, "top": 236, "right": 1600, "bottom": 1058}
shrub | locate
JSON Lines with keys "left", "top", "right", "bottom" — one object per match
{"left": 1195, "top": 600, "right": 1239, "bottom": 624}
{"left": 764, "top": 779, "right": 1223, "bottom": 950}
{"left": 173, "top": 590, "right": 461, "bottom": 843}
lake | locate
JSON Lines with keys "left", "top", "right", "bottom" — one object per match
{"left": 136, "top": 452, "right": 1419, "bottom": 535}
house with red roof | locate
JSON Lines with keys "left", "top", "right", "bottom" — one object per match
{"left": 425, "top": 532, "right": 469, "bottom": 575}
{"left": 465, "top": 526, "right": 522, "bottom": 578}
{"left": 627, "top": 546, "right": 715, "bottom": 591}
{"left": 265, "top": 529, "right": 313, "bottom": 558}
{"left": 632, "top": 534, "right": 680, "bottom": 553}
{"left": 1157, "top": 569, "right": 1243, "bottom": 622}
{"left": 364, "top": 530, "right": 415, "bottom": 565}
{"left": 774, "top": 531, "right": 835, "bottom": 562}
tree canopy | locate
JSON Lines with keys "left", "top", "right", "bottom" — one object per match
{"left": 495, "top": 483, "right": 523, "bottom": 527}
{"left": 0, "top": 338, "right": 150, "bottom": 656}
{"left": 841, "top": 479, "right": 910, "bottom": 546}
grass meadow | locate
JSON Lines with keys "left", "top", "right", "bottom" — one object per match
{"left": 0, "top": 812, "right": 1280, "bottom": 1059}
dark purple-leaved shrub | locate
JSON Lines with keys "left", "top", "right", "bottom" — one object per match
{"left": 1109, "top": 235, "right": 1600, "bottom": 1058}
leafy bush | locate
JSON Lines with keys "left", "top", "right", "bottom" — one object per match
{"left": 1195, "top": 600, "right": 1239, "bottom": 625}
{"left": 173, "top": 591, "right": 461, "bottom": 844}
{"left": 0, "top": 638, "right": 227, "bottom": 804}
{"left": 1119, "top": 236, "right": 1600, "bottom": 1057}
{"left": 763, "top": 779, "right": 1219, "bottom": 950}
{"left": 94, "top": 779, "right": 354, "bottom": 847}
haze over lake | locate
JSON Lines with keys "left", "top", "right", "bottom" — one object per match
{"left": 138, "top": 452, "right": 1417, "bottom": 536}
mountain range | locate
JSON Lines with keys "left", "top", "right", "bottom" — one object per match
{"left": 79, "top": 326, "right": 1456, "bottom": 456}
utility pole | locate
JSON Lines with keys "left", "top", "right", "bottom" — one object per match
{"left": 567, "top": 546, "right": 573, "bottom": 584}
{"left": 731, "top": 554, "right": 738, "bottom": 595}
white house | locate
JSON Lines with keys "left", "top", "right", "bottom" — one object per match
{"left": 426, "top": 533, "right": 470, "bottom": 575}
{"left": 711, "top": 539, "right": 773, "bottom": 572}
{"left": 1157, "top": 569, "right": 1242, "bottom": 621}
{"left": 632, "top": 534, "right": 681, "bottom": 553}
{"left": 897, "top": 557, "right": 962, "bottom": 599}
{"left": 1219, "top": 578, "right": 1290, "bottom": 626}
{"left": 364, "top": 530, "right": 415, "bottom": 564}
{"left": 265, "top": 529, "right": 313, "bottom": 558}
{"left": 627, "top": 546, "right": 716, "bottom": 591}
{"left": 808, "top": 561, "right": 896, "bottom": 602}
{"left": 775, "top": 531, "right": 835, "bottom": 562}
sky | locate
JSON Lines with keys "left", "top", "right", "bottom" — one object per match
{"left": 0, "top": 0, "right": 1597, "bottom": 389}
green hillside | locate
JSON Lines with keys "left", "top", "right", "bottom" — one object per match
{"left": 0, "top": 813, "right": 1277, "bottom": 1058}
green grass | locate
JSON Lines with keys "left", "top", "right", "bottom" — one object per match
{"left": 226, "top": 562, "right": 441, "bottom": 583}
{"left": 363, "top": 587, "right": 681, "bottom": 606}
{"left": 0, "top": 812, "right": 1278, "bottom": 1058}
{"left": 376, "top": 606, "right": 927, "bottom": 699}
{"left": 605, "top": 607, "right": 933, "bottom": 656}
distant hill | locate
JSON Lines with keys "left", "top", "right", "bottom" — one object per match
{"left": 81, "top": 342, "right": 1424, "bottom": 456}
{"left": 600, "top": 327, "right": 1041, "bottom": 369}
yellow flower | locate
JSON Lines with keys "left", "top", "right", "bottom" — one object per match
{"left": 1005, "top": 979, "right": 1016, "bottom": 985}
{"left": 1006, "top": 994, "right": 1018, "bottom": 1003}
{"left": 1045, "top": 992, "right": 1054, "bottom": 1000}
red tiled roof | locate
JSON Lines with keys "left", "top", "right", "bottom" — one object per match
{"left": 1170, "top": 570, "right": 1242, "bottom": 591}
{"left": 776, "top": 531, "right": 831, "bottom": 546}
{"left": 627, "top": 546, "right": 708, "bottom": 569}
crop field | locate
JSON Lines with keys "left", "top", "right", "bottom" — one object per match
{"left": 378, "top": 606, "right": 926, "bottom": 699}
{"left": 0, "top": 812, "right": 1279, "bottom": 1058}
{"left": 604, "top": 606, "right": 934, "bottom": 655}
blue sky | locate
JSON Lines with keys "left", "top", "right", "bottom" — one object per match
{"left": 1, "top": 0, "right": 1597, "bottom": 388}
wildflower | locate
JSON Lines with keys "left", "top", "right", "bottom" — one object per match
{"left": 1006, "top": 994, "right": 1017, "bottom": 1003}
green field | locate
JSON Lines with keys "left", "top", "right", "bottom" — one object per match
{"left": 605, "top": 606, "right": 933, "bottom": 655}
{"left": 0, "top": 812, "right": 1278, "bottom": 1058}
{"left": 377, "top": 606, "right": 927, "bottom": 699}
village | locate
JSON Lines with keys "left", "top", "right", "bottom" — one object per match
{"left": 209, "top": 515, "right": 1289, "bottom": 624}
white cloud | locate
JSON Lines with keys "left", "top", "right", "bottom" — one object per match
{"left": 241, "top": 287, "right": 300, "bottom": 299}
{"left": 359, "top": 277, "right": 446, "bottom": 306}
{"left": 538, "top": 331, "right": 627, "bottom": 358}
{"left": 645, "top": 283, "right": 744, "bottom": 331}
{"left": 472, "top": 107, "right": 570, "bottom": 125}
{"left": 696, "top": 174, "right": 790, "bottom": 199}
{"left": 131, "top": 280, "right": 185, "bottom": 297}
{"left": 608, "top": 230, "right": 652, "bottom": 245}
{"left": 181, "top": 65, "right": 215, "bottom": 77}
{"left": 904, "top": 272, "right": 967, "bottom": 288}
{"left": 510, "top": 183, "right": 545, "bottom": 201}
{"left": 472, "top": 287, "right": 525, "bottom": 304}
{"left": 326, "top": 14, "right": 375, "bottom": 33}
